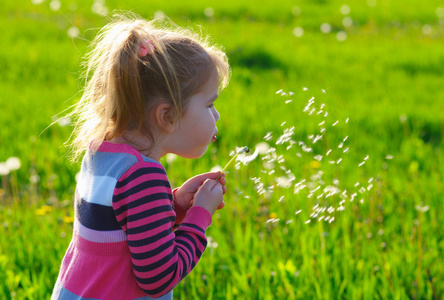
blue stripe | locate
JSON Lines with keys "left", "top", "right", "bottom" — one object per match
{"left": 77, "top": 173, "right": 117, "bottom": 207}
{"left": 51, "top": 280, "right": 100, "bottom": 300}
{"left": 52, "top": 280, "right": 171, "bottom": 300}
{"left": 76, "top": 195, "right": 121, "bottom": 231}
{"left": 82, "top": 150, "right": 138, "bottom": 179}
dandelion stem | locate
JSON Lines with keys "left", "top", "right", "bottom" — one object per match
{"left": 216, "top": 147, "right": 249, "bottom": 180}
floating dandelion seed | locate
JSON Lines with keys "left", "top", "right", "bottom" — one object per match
{"left": 336, "top": 158, "right": 342, "bottom": 164}
{"left": 264, "top": 132, "right": 273, "bottom": 141}
{"left": 295, "top": 210, "right": 302, "bottom": 215}
{"left": 276, "top": 89, "right": 284, "bottom": 94}
{"left": 324, "top": 111, "right": 328, "bottom": 117}
{"left": 332, "top": 121, "right": 339, "bottom": 126}
{"left": 359, "top": 161, "right": 365, "bottom": 167}
{"left": 338, "top": 142, "right": 344, "bottom": 148}
{"left": 368, "top": 177, "right": 374, "bottom": 183}
{"left": 343, "top": 147, "right": 349, "bottom": 153}
{"left": 285, "top": 100, "right": 292, "bottom": 104}
{"left": 345, "top": 118, "right": 349, "bottom": 123}
{"left": 385, "top": 154, "right": 394, "bottom": 160}
{"left": 279, "top": 196, "right": 285, "bottom": 202}
{"left": 326, "top": 149, "right": 332, "bottom": 156}
{"left": 367, "top": 184, "right": 373, "bottom": 191}
{"left": 302, "top": 87, "right": 309, "bottom": 91}
{"left": 165, "top": 153, "right": 178, "bottom": 164}
{"left": 281, "top": 121, "right": 287, "bottom": 126}
{"left": 314, "top": 155, "right": 323, "bottom": 161}
{"left": 364, "top": 155, "right": 369, "bottom": 160}
{"left": 305, "top": 220, "right": 311, "bottom": 224}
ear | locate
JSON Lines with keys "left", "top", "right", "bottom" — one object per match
{"left": 153, "top": 103, "right": 176, "bottom": 134}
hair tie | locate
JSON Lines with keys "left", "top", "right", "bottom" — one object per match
{"left": 139, "top": 40, "right": 155, "bottom": 57}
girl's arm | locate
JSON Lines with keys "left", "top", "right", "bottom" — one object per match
{"left": 112, "top": 161, "right": 212, "bottom": 298}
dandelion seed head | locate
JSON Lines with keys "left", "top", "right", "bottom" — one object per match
{"left": 415, "top": 205, "right": 429, "bottom": 212}
{"left": 204, "top": 7, "right": 214, "bottom": 17}
{"left": 293, "top": 27, "right": 304, "bottom": 37}
{"left": 165, "top": 153, "right": 178, "bottom": 164}
{"left": 320, "top": 23, "right": 332, "bottom": 34}
{"left": 340, "top": 4, "right": 350, "bottom": 15}
{"left": 67, "top": 27, "right": 80, "bottom": 39}
{"left": 154, "top": 10, "right": 166, "bottom": 21}
{"left": 6, "top": 157, "right": 21, "bottom": 171}
{"left": 342, "top": 16, "right": 353, "bottom": 27}
{"left": 336, "top": 31, "right": 347, "bottom": 41}
{"left": 50, "top": 0, "right": 61, "bottom": 11}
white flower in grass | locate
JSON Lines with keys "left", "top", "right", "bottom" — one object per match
{"left": 165, "top": 153, "right": 177, "bottom": 164}
{"left": 0, "top": 163, "right": 9, "bottom": 176}
{"left": 6, "top": 157, "right": 21, "bottom": 171}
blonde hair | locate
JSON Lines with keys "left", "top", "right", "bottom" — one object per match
{"left": 68, "top": 15, "right": 230, "bottom": 161}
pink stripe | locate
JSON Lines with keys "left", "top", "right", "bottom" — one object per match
{"left": 128, "top": 222, "right": 173, "bottom": 241}
{"left": 129, "top": 232, "right": 174, "bottom": 255}
{"left": 114, "top": 173, "right": 168, "bottom": 193}
{"left": 118, "top": 162, "right": 165, "bottom": 182}
{"left": 131, "top": 242, "right": 175, "bottom": 266}
{"left": 127, "top": 211, "right": 175, "bottom": 231}
{"left": 113, "top": 188, "right": 171, "bottom": 212}
{"left": 59, "top": 239, "right": 146, "bottom": 299}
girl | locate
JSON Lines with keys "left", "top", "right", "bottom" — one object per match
{"left": 52, "top": 15, "right": 230, "bottom": 300}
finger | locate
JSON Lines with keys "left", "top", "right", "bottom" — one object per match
{"left": 218, "top": 175, "right": 226, "bottom": 186}
{"left": 222, "top": 186, "right": 227, "bottom": 194}
{"left": 200, "top": 179, "right": 219, "bottom": 191}
{"left": 217, "top": 201, "right": 225, "bottom": 210}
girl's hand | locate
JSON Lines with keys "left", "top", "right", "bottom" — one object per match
{"left": 192, "top": 179, "right": 224, "bottom": 215}
{"left": 175, "top": 171, "right": 226, "bottom": 210}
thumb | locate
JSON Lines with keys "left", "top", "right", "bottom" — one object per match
{"left": 200, "top": 179, "right": 219, "bottom": 191}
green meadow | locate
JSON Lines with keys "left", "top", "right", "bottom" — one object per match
{"left": 1, "top": 0, "right": 443, "bottom": 299}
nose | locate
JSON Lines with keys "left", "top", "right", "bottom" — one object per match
{"left": 213, "top": 107, "right": 220, "bottom": 122}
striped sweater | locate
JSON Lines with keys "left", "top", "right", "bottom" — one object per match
{"left": 52, "top": 141, "right": 212, "bottom": 299}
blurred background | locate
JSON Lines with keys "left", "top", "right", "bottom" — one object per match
{"left": 0, "top": 0, "right": 443, "bottom": 299}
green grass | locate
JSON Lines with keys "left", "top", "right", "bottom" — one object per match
{"left": 1, "top": 0, "right": 443, "bottom": 299}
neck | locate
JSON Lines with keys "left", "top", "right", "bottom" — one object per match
{"left": 108, "top": 130, "right": 165, "bottom": 162}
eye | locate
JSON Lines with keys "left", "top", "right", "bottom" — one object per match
{"left": 208, "top": 103, "right": 215, "bottom": 108}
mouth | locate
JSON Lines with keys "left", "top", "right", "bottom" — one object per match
{"left": 212, "top": 131, "right": 218, "bottom": 142}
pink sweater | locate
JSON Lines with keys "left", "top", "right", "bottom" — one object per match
{"left": 52, "top": 141, "right": 212, "bottom": 299}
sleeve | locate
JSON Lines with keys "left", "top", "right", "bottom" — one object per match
{"left": 112, "top": 161, "right": 212, "bottom": 298}
{"left": 172, "top": 188, "right": 187, "bottom": 228}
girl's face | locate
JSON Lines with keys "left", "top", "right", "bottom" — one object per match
{"left": 169, "top": 71, "right": 220, "bottom": 158}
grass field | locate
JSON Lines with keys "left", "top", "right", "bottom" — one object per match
{"left": 1, "top": 0, "right": 443, "bottom": 299}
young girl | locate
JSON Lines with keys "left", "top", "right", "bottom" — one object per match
{"left": 52, "top": 15, "right": 230, "bottom": 300}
